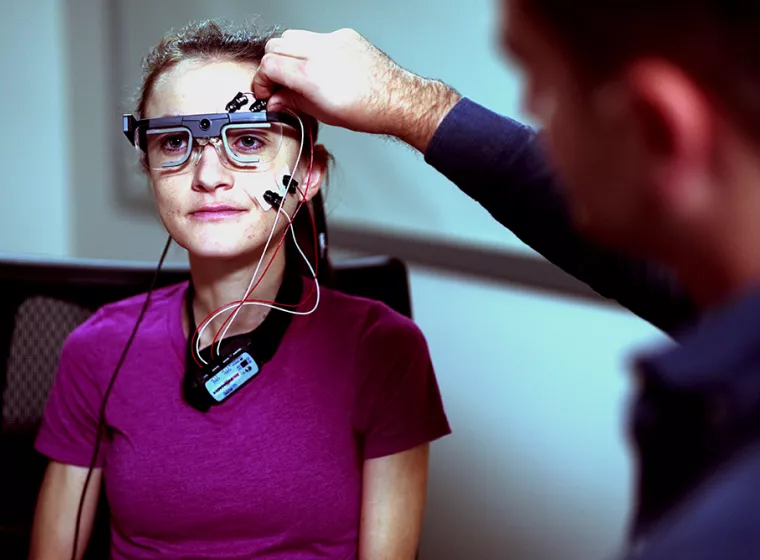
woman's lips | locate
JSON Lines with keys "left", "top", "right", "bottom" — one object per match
{"left": 190, "top": 205, "right": 247, "bottom": 221}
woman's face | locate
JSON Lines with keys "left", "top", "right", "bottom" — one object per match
{"left": 143, "top": 59, "right": 324, "bottom": 260}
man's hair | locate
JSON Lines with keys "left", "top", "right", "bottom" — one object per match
{"left": 525, "top": 0, "right": 760, "bottom": 142}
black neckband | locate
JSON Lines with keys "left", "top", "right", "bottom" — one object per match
{"left": 183, "top": 261, "right": 304, "bottom": 410}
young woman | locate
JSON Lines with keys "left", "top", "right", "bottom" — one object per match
{"left": 29, "top": 20, "right": 450, "bottom": 560}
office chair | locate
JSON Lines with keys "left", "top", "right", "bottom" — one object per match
{"left": 0, "top": 252, "right": 412, "bottom": 559}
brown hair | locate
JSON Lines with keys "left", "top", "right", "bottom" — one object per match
{"left": 137, "top": 19, "right": 320, "bottom": 137}
{"left": 136, "top": 19, "right": 331, "bottom": 277}
{"left": 524, "top": 0, "right": 760, "bottom": 143}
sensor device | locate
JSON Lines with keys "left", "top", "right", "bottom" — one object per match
{"left": 203, "top": 346, "right": 260, "bottom": 403}
{"left": 184, "top": 336, "right": 263, "bottom": 411}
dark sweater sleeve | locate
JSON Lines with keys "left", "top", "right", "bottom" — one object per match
{"left": 424, "top": 97, "right": 698, "bottom": 335}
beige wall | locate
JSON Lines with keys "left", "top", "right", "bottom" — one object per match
{"left": 0, "top": 1, "right": 70, "bottom": 257}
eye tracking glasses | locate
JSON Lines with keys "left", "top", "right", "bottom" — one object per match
{"left": 122, "top": 110, "right": 301, "bottom": 172}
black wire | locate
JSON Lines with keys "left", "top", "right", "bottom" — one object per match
{"left": 71, "top": 236, "right": 173, "bottom": 560}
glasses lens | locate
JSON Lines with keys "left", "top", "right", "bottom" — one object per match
{"left": 222, "top": 123, "right": 284, "bottom": 166}
{"left": 143, "top": 127, "right": 192, "bottom": 169}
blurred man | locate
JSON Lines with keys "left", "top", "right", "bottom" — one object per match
{"left": 254, "top": 2, "right": 760, "bottom": 557}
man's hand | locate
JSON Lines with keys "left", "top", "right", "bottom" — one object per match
{"left": 253, "top": 28, "right": 461, "bottom": 153}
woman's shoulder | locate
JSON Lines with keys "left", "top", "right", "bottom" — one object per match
{"left": 316, "top": 282, "right": 427, "bottom": 349}
{"left": 64, "top": 281, "right": 187, "bottom": 351}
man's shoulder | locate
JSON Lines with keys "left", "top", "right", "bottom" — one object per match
{"left": 633, "top": 439, "right": 760, "bottom": 559}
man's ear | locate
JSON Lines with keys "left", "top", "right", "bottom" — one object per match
{"left": 624, "top": 59, "right": 714, "bottom": 212}
{"left": 297, "top": 144, "right": 330, "bottom": 203}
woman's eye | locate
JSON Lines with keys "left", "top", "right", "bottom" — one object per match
{"left": 235, "top": 135, "right": 264, "bottom": 151}
{"left": 161, "top": 135, "right": 187, "bottom": 152}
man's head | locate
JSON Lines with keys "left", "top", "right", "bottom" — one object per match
{"left": 502, "top": 0, "right": 760, "bottom": 261}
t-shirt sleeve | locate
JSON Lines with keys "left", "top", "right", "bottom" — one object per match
{"left": 34, "top": 322, "right": 105, "bottom": 468}
{"left": 353, "top": 309, "right": 451, "bottom": 460}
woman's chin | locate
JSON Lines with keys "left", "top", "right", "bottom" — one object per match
{"left": 184, "top": 243, "right": 262, "bottom": 262}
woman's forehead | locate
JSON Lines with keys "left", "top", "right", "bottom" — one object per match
{"left": 145, "top": 59, "right": 260, "bottom": 118}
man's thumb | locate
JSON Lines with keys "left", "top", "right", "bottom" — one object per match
{"left": 265, "top": 90, "right": 301, "bottom": 114}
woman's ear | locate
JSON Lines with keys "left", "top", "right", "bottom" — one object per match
{"left": 297, "top": 144, "right": 330, "bottom": 203}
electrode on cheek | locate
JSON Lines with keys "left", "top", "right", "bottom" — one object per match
{"left": 252, "top": 190, "right": 274, "bottom": 211}
{"left": 246, "top": 168, "right": 290, "bottom": 212}
{"left": 250, "top": 166, "right": 300, "bottom": 211}
{"left": 263, "top": 190, "right": 284, "bottom": 207}
{"left": 277, "top": 165, "right": 291, "bottom": 196}
{"left": 278, "top": 165, "right": 299, "bottom": 196}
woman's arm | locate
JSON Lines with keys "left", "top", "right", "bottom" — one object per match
{"left": 352, "top": 310, "right": 450, "bottom": 559}
{"left": 358, "top": 444, "right": 430, "bottom": 560}
{"left": 28, "top": 462, "right": 102, "bottom": 560}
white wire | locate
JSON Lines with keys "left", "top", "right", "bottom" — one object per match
{"left": 212, "top": 110, "right": 305, "bottom": 357}
{"left": 194, "top": 207, "right": 319, "bottom": 362}
{"left": 200, "top": 111, "right": 306, "bottom": 362}
{"left": 203, "top": 204, "right": 278, "bottom": 360}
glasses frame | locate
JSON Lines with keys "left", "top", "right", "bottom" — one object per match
{"left": 122, "top": 110, "right": 301, "bottom": 170}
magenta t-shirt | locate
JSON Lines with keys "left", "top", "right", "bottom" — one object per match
{"left": 35, "top": 278, "right": 451, "bottom": 559}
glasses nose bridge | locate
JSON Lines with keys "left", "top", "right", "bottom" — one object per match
{"left": 192, "top": 135, "right": 227, "bottom": 164}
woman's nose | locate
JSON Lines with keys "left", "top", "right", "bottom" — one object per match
{"left": 191, "top": 142, "right": 234, "bottom": 192}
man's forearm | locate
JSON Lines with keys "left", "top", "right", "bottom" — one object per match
{"left": 385, "top": 71, "right": 462, "bottom": 154}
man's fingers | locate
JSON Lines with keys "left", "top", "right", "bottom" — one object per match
{"left": 252, "top": 53, "right": 308, "bottom": 100}
{"left": 266, "top": 90, "right": 301, "bottom": 114}
{"left": 264, "top": 38, "right": 309, "bottom": 59}
{"left": 251, "top": 66, "right": 278, "bottom": 100}
{"left": 265, "top": 29, "right": 322, "bottom": 57}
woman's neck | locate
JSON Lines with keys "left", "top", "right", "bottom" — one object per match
{"left": 186, "top": 248, "right": 288, "bottom": 350}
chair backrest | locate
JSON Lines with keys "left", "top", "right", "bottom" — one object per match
{"left": 0, "top": 253, "right": 411, "bottom": 559}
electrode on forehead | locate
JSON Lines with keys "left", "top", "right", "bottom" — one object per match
{"left": 224, "top": 91, "right": 268, "bottom": 114}
{"left": 225, "top": 91, "right": 249, "bottom": 113}
{"left": 250, "top": 98, "right": 267, "bottom": 112}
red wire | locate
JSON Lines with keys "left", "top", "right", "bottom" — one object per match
{"left": 209, "top": 127, "right": 316, "bottom": 356}
{"left": 188, "top": 192, "right": 318, "bottom": 368}
{"left": 192, "top": 124, "right": 318, "bottom": 365}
